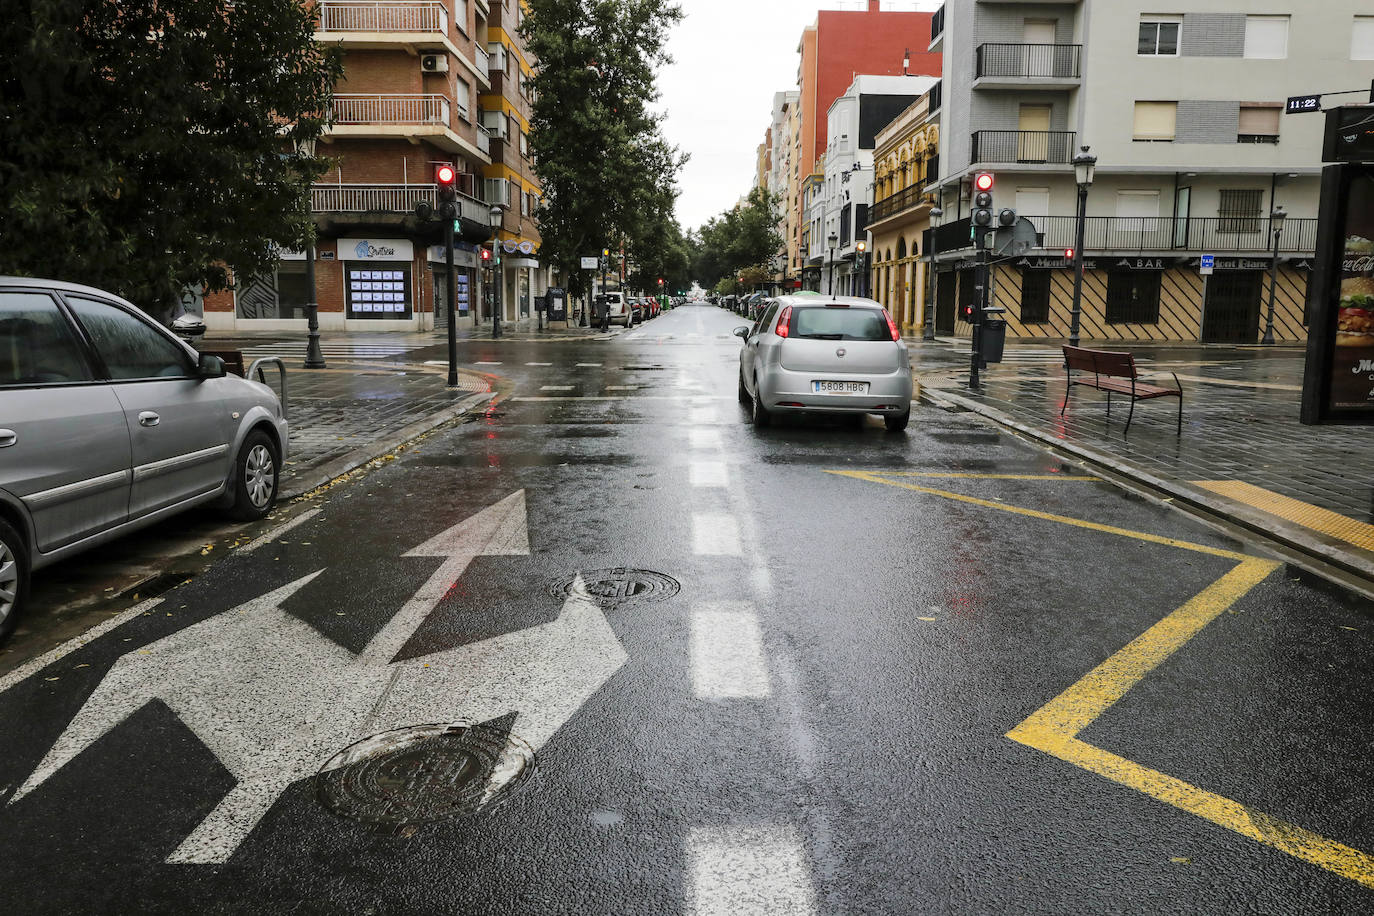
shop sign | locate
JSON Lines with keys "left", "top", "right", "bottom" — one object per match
{"left": 1187, "top": 256, "right": 1271, "bottom": 271}
{"left": 339, "top": 238, "right": 413, "bottom": 262}
{"left": 1111, "top": 257, "right": 1173, "bottom": 271}
{"left": 1014, "top": 256, "right": 1098, "bottom": 270}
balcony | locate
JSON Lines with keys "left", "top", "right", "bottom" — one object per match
{"left": 971, "top": 130, "right": 1076, "bottom": 165}
{"left": 974, "top": 43, "right": 1081, "bottom": 89}
{"left": 476, "top": 124, "right": 491, "bottom": 156}
{"left": 868, "top": 184, "right": 934, "bottom": 227}
{"left": 475, "top": 43, "right": 490, "bottom": 74}
{"left": 328, "top": 95, "right": 492, "bottom": 162}
{"left": 928, "top": 215, "right": 1316, "bottom": 256}
{"left": 929, "top": 5, "right": 944, "bottom": 50}
{"left": 312, "top": 182, "right": 491, "bottom": 224}
{"left": 317, "top": 0, "right": 448, "bottom": 32}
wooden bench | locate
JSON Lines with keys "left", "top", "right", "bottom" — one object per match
{"left": 1061, "top": 346, "right": 1183, "bottom": 434}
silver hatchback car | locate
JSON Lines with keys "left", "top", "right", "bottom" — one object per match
{"left": 735, "top": 295, "right": 913, "bottom": 432}
{"left": 0, "top": 278, "right": 289, "bottom": 639}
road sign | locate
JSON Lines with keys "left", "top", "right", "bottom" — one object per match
{"left": 1287, "top": 95, "right": 1323, "bottom": 114}
{"left": 1200, "top": 254, "right": 1215, "bottom": 276}
{"left": 580, "top": 256, "right": 599, "bottom": 269}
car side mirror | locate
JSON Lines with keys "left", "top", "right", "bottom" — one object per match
{"left": 732, "top": 326, "right": 751, "bottom": 339}
{"left": 198, "top": 354, "right": 226, "bottom": 379}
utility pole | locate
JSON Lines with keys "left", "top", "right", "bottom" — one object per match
{"left": 436, "top": 165, "right": 459, "bottom": 388}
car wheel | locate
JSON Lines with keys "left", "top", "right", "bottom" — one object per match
{"left": 225, "top": 429, "right": 280, "bottom": 522}
{"left": 884, "top": 409, "right": 911, "bottom": 433}
{"left": 0, "top": 517, "right": 30, "bottom": 642}
{"left": 750, "top": 377, "right": 771, "bottom": 427}
{"left": 738, "top": 369, "right": 750, "bottom": 405}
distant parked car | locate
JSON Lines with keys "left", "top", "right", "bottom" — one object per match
{"left": 734, "top": 294, "right": 912, "bottom": 432}
{"left": 601, "top": 292, "right": 632, "bottom": 327}
{"left": 0, "top": 277, "right": 290, "bottom": 640}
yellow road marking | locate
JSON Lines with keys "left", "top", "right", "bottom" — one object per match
{"left": 1194, "top": 480, "right": 1374, "bottom": 553}
{"left": 826, "top": 470, "right": 1251, "bottom": 561}
{"left": 882, "top": 472, "right": 1099, "bottom": 481}
{"left": 836, "top": 469, "right": 1374, "bottom": 888}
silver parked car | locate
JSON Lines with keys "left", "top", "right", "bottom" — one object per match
{"left": 0, "top": 277, "right": 289, "bottom": 639}
{"left": 734, "top": 294, "right": 912, "bottom": 432}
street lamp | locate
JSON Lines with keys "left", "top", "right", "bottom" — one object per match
{"left": 489, "top": 205, "right": 503, "bottom": 339}
{"left": 924, "top": 205, "right": 943, "bottom": 341}
{"left": 1262, "top": 205, "right": 1287, "bottom": 345}
{"left": 827, "top": 232, "right": 839, "bottom": 296}
{"left": 295, "top": 137, "right": 326, "bottom": 369}
{"left": 1068, "top": 145, "right": 1097, "bottom": 347}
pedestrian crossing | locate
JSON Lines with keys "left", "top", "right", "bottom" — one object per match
{"left": 236, "top": 339, "right": 427, "bottom": 361}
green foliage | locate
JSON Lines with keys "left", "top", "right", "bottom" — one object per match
{"left": 0, "top": 0, "right": 342, "bottom": 317}
{"left": 712, "top": 276, "right": 736, "bottom": 296}
{"left": 522, "top": 0, "right": 685, "bottom": 296}
{"left": 690, "top": 187, "right": 784, "bottom": 290}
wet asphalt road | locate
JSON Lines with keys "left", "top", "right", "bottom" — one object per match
{"left": 2, "top": 304, "right": 1374, "bottom": 914}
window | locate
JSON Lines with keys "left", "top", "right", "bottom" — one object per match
{"left": 1138, "top": 17, "right": 1180, "bottom": 56}
{"left": 0, "top": 291, "right": 92, "bottom": 386}
{"left": 1116, "top": 190, "right": 1160, "bottom": 231}
{"left": 520, "top": 190, "right": 528, "bottom": 216}
{"left": 1244, "top": 15, "right": 1289, "bottom": 59}
{"left": 66, "top": 296, "right": 192, "bottom": 379}
{"left": 1105, "top": 272, "right": 1161, "bottom": 324}
{"left": 1353, "top": 17, "right": 1374, "bottom": 60}
{"left": 455, "top": 78, "right": 470, "bottom": 121}
{"left": 1219, "top": 189, "right": 1264, "bottom": 233}
{"left": 454, "top": 0, "right": 468, "bottom": 33}
{"left": 1133, "top": 101, "right": 1176, "bottom": 141}
{"left": 1019, "top": 270, "right": 1051, "bottom": 324}
{"left": 1238, "top": 104, "right": 1281, "bottom": 143}
{"left": 519, "top": 131, "right": 528, "bottom": 157}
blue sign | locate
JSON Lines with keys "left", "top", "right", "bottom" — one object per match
{"left": 1200, "top": 254, "right": 1216, "bottom": 275}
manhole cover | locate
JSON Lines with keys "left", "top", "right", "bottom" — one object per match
{"left": 316, "top": 721, "right": 533, "bottom": 827}
{"left": 549, "top": 568, "right": 680, "bottom": 606}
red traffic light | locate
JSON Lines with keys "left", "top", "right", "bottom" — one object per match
{"left": 1064, "top": 247, "right": 1075, "bottom": 260}
{"left": 657, "top": 278, "right": 664, "bottom": 286}
{"left": 974, "top": 172, "right": 994, "bottom": 192}
{"left": 435, "top": 164, "right": 456, "bottom": 185}
{"left": 479, "top": 248, "right": 491, "bottom": 261}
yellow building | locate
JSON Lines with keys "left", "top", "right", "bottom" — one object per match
{"left": 866, "top": 92, "right": 939, "bottom": 332}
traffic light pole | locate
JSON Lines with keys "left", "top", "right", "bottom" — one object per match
{"left": 492, "top": 238, "right": 503, "bottom": 339}
{"left": 444, "top": 217, "right": 458, "bottom": 388}
{"left": 969, "top": 225, "right": 988, "bottom": 390}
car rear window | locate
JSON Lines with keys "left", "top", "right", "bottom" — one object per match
{"left": 789, "top": 307, "right": 889, "bottom": 341}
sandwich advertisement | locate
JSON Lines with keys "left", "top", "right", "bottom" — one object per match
{"left": 1328, "top": 170, "right": 1374, "bottom": 412}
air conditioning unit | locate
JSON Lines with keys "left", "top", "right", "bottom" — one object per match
{"left": 420, "top": 53, "right": 448, "bottom": 74}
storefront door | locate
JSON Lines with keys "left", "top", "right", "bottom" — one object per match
{"left": 1202, "top": 271, "right": 1263, "bottom": 343}
{"left": 936, "top": 270, "right": 957, "bottom": 335}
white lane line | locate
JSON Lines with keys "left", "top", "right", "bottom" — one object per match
{"left": 689, "top": 429, "right": 722, "bottom": 449}
{"left": 692, "top": 513, "right": 740, "bottom": 556}
{"left": 688, "top": 826, "right": 817, "bottom": 916}
{"left": 238, "top": 508, "right": 323, "bottom": 555}
{"left": 690, "top": 461, "right": 728, "bottom": 488}
{"left": 606, "top": 385, "right": 639, "bottom": 390}
{"left": 475, "top": 361, "right": 503, "bottom": 365}
{"left": 0, "top": 597, "right": 165, "bottom": 694}
{"left": 691, "top": 603, "right": 771, "bottom": 699}
{"left": 526, "top": 362, "right": 553, "bottom": 366}
{"left": 511, "top": 396, "right": 734, "bottom": 402}
{"left": 688, "top": 407, "right": 716, "bottom": 424}
{"left": 541, "top": 385, "right": 574, "bottom": 391}
{"left": 576, "top": 363, "right": 603, "bottom": 367}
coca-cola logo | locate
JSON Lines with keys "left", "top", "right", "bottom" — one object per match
{"left": 1344, "top": 255, "right": 1374, "bottom": 273}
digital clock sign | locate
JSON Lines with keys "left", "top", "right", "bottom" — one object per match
{"left": 1287, "top": 94, "right": 1323, "bottom": 114}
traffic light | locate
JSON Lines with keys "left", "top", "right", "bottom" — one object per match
{"left": 480, "top": 248, "right": 491, "bottom": 263}
{"left": 657, "top": 278, "right": 664, "bottom": 287}
{"left": 972, "top": 172, "right": 995, "bottom": 228}
{"left": 959, "top": 301, "right": 975, "bottom": 323}
{"left": 1064, "top": 247, "right": 1075, "bottom": 261}
{"left": 998, "top": 207, "right": 1018, "bottom": 228}
{"left": 856, "top": 241, "right": 867, "bottom": 254}
{"left": 436, "top": 164, "right": 457, "bottom": 219}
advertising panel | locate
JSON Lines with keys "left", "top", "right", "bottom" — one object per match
{"left": 1328, "top": 170, "right": 1374, "bottom": 412}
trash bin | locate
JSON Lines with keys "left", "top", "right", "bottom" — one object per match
{"left": 980, "top": 318, "right": 1007, "bottom": 364}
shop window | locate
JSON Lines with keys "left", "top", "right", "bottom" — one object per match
{"left": 345, "top": 264, "right": 413, "bottom": 319}
{"left": 1020, "top": 269, "right": 1051, "bottom": 323}
{"left": 1105, "top": 271, "right": 1161, "bottom": 324}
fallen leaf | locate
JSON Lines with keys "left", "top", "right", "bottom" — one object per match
{"left": 1170, "top": 857, "right": 1191, "bottom": 865}
{"left": 918, "top": 616, "right": 938, "bottom": 622}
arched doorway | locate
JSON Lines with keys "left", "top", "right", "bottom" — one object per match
{"left": 893, "top": 238, "right": 909, "bottom": 326}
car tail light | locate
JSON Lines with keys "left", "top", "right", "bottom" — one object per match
{"left": 776, "top": 306, "right": 793, "bottom": 338}
{"left": 883, "top": 309, "right": 900, "bottom": 341}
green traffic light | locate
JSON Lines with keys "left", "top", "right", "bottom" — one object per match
{"left": 453, "top": 220, "right": 460, "bottom": 232}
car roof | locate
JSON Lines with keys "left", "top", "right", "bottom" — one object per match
{"left": 771, "top": 294, "right": 885, "bottom": 309}
{"left": 0, "top": 275, "right": 141, "bottom": 309}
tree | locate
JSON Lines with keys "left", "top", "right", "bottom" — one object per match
{"left": 689, "top": 187, "right": 783, "bottom": 291}
{"left": 522, "top": 0, "right": 684, "bottom": 297}
{"left": 0, "top": 0, "right": 342, "bottom": 317}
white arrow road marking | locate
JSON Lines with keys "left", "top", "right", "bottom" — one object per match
{"left": 11, "top": 491, "right": 625, "bottom": 865}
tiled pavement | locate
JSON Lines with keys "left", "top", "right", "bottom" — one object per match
{"left": 909, "top": 338, "right": 1374, "bottom": 577}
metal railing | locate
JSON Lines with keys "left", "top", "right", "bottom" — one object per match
{"left": 331, "top": 94, "right": 450, "bottom": 126}
{"left": 317, "top": 0, "right": 448, "bottom": 32}
{"left": 312, "top": 182, "right": 491, "bottom": 224}
{"left": 971, "top": 130, "right": 1076, "bottom": 164}
{"left": 476, "top": 124, "right": 491, "bottom": 156}
{"left": 976, "top": 43, "right": 1082, "bottom": 79}
{"left": 928, "top": 215, "right": 1317, "bottom": 255}
{"left": 930, "top": 4, "right": 944, "bottom": 43}
{"left": 474, "top": 44, "right": 490, "bottom": 74}
{"left": 870, "top": 183, "right": 931, "bottom": 225}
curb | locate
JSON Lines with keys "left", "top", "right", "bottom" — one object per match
{"left": 916, "top": 382, "right": 1374, "bottom": 587}
{"left": 279, "top": 389, "right": 495, "bottom": 500}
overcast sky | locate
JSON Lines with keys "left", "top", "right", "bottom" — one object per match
{"left": 658, "top": 0, "right": 940, "bottom": 233}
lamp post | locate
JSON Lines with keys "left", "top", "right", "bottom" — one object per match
{"left": 489, "top": 205, "right": 503, "bottom": 339}
{"left": 827, "top": 232, "right": 839, "bottom": 296}
{"left": 1068, "top": 145, "right": 1097, "bottom": 347}
{"left": 1262, "top": 205, "right": 1287, "bottom": 345}
{"left": 295, "top": 137, "right": 326, "bottom": 369}
{"left": 924, "top": 206, "right": 943, "bottom": 341}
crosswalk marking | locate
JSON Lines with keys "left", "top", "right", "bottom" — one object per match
{"left": 690, "top": 461, "right": 728, "bottom": 488}
{"left": 691, "top": 603, "right": 770, "bottom": 699}
{"left": 692, "top": 513, "right": 740, "bottom": 556}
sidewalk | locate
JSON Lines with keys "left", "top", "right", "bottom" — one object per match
{"left": 908, "top": 337, "right": 1374, "bottom": 586}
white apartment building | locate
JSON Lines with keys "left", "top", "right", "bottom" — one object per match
{"left": 809, "top": 75, "right": 937, "bottom": 295}
{"left": 769, "top": 91, "right": 800, "bottom": 283}
{"left": 926, "top": 0, "right": 1374, "bottom": 343}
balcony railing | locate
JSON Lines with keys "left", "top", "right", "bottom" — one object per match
{"left": 971, "top": 130, "right": 1076, "bottom": 164}
{"left": 312, "top": 182, "right": 491, "bottom": 224}
{"left": 332, "top": 94, "right": 450, "bottom": 126}
{"left": 476, "top": 124, "right": 491, "bottom": 156}
{"left": 870, "top": 184, "right": 932, "bottom": 225}
{"left": 474, "top": 44, "right": 490, "bottom": 74}
{"left": 976, "top": 43, "right": 1082, "bottom": 80}
{"left": 318, "top": 0, "right": 448, "bottom": 32}
{"left": 930, "top": 5, "right": 945, "bottom": 44}
{"left": 928, "top": 215, "right": 1317, "bottom": 255}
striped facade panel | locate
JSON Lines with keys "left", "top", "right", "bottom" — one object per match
{"left": 1180, "top": 13, "right": 1245, "bottom": 57}
{"left": 1176, "top": 100, "right": 1239, "bottom": 145}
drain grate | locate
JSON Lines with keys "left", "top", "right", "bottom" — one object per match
{"left": 549, "top": 568, "right": 680, "bottom": 606}
{"left": 316, "top": 721, "right": 533, "bottom": 827}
